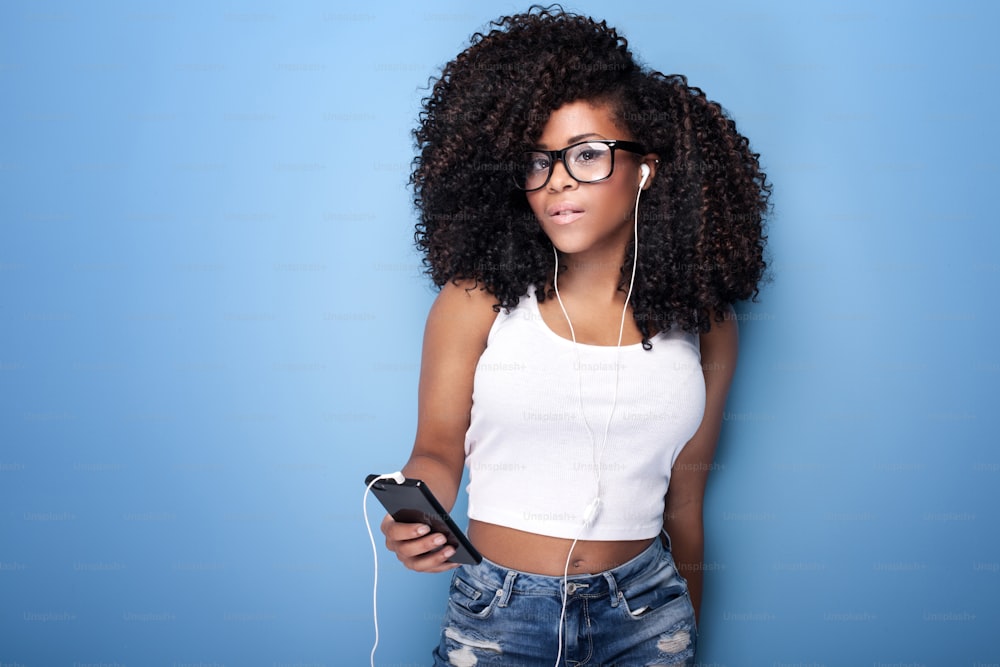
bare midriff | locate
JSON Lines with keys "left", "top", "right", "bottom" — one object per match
{"left": 468, "top": 519, "right": 655, "bottom": 576}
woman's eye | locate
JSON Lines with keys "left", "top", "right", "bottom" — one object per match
{"left": 572, "top": 146, "right": 608, "bottom": 164}
{"left": 527, "top": 157, "right": 549, "bottom": 173}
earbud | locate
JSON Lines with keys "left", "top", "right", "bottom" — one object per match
{"left": 639, "top": 164, "right": 650, "bottom": 188}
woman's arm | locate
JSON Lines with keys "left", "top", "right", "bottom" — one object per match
{"left": 664, "top": 306, "right": 740, "bottom": 623}
{"left": 381, "top": 279, "right": 498, "bottom": 573}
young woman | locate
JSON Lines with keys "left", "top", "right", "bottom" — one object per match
{"left": 380, "top": 6, "right": 770, "bottom": 665}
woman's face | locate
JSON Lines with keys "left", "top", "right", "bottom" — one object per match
{"left": 524, "top": 99, "right": 656, "bottom": 260}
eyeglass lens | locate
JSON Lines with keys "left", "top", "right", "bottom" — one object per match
{"left": 519, "top": 142, "right": 613, "bottom": 190}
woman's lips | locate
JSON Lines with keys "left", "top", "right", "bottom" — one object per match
{"left": 547, "top": 203, "right": 585, "bottom": 225}
{"left": 551, "top": 211, "right": 584, "bottom": 225}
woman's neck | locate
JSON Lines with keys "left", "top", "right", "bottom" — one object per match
{"left": 553, "top": 246, "right": 631, "bottom": 305}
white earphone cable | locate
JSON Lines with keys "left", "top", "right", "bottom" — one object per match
{"left": 364, "top": 473, "right": 404, "bottom": 667}
{"left": 551, "top": 176, "right": 645, "bottom": 666}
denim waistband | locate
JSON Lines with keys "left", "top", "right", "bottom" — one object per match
{"left": 458, "top": 534, "right": 670, "bottom": 604}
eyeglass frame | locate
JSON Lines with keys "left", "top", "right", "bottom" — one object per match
{"left": 512, "top": 139, "right": 649, "bottom": 192}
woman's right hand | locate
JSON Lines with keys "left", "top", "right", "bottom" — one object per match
{"left": 380, "top": 514, "right": 461, "bottom": 573}
{"left": 384, "top": 281, "right": 497, "bottom": 574}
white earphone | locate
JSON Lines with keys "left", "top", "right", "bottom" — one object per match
{"left": 549, "top": 159, "right": 648, "bottom": 667}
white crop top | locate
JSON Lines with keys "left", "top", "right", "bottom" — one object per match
{"left": 464, "top": 284, "right": 707, "bottom": 541}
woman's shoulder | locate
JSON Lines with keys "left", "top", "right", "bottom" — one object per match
{"left": 426, "top": 279, "right": 501, "bottom": 338}
{"left": 434, "top": 278, "right": 501, "bottom": 307}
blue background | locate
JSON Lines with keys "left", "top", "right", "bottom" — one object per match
{"left": 1, "top": 1, "right": 998, "bottom": 665}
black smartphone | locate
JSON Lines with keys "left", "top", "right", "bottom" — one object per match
{"left": 365, "top": 474, "right": 482, "bottom": 565}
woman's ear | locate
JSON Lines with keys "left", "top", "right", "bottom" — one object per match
{"left": 641, "top": 154, "right": 660, "bottom": 190}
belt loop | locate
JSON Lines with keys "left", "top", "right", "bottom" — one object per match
{"left": 497, "top": 570, "right": 518, "bottom": 608}
{"left": 602, "top": 571, "right": 621, "bottom": 608}
{"left": 660, "top": 528, "right": 672, "bottom": 552}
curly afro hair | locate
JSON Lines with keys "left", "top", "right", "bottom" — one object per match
{"left": 411, "top": 5, "right": 771, "bottom": 344}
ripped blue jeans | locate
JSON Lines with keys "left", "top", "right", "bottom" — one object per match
{"left": 432, "top": 536, "right": 697, "bottom": 666}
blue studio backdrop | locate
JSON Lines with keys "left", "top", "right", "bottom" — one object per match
{"left": 1, "top": 1, "right": 998, "bottom": 665}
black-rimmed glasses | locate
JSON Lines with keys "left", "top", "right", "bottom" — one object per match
{"left": 512, "top": 139, "right": 647, "bottom": 192}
